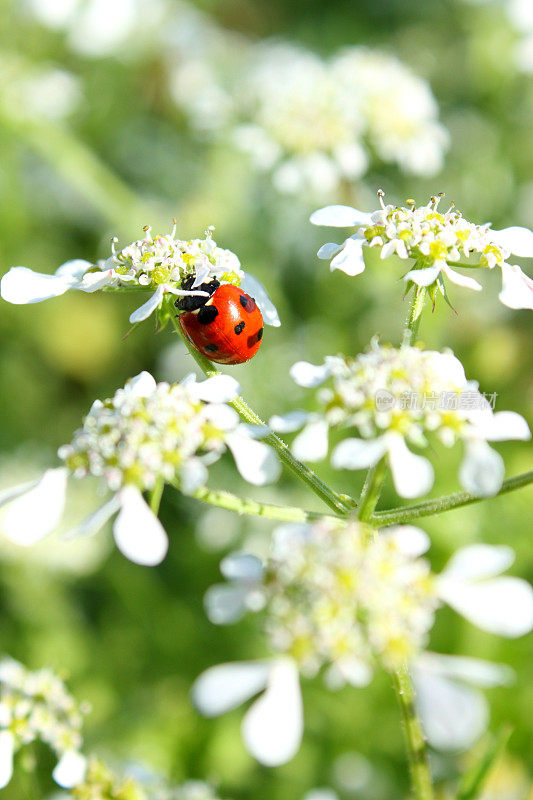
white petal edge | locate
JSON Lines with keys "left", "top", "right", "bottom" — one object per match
{"left": 331, "top": 437, "right": 387, "bottom": 470}
{"left": 55, "top": 259, "right": 92, "bottom": 279}
{"left": 330, "top": 238, "right": 366, "bottom": 276}
{"left": 63, "top": 494, "right": 121, "bottom": 540}
{"left": 290, "top": 360, "right": 332, "bottom": 388}
{"left": 291, "top": 419, "right": 329, "bottom": 462}
{"left": 441, "top": 576, "right": 533, "bottom": 637}
{"left": 469, "top": 410, "right": 531, "bottom": 442}
{"left": 187, "top": 374, "right": 240, "bottom": 403}
{"left": 383, "top": 525, "right": 431, "bottom": 557}
{"left": 126, "top": 371, "right": 157, "bottom": 398}
{"left": 129, "top": 285, "right": 165, "bottom": 323}
{"left": 442, "top": 265, "right": 482, "bottom": 291}
{"left": 491, "top": 226, "right": 533, "bottom": 258}
{"left": 269, "top": 410, "right": 309, "bottom": 433}
{"left": 240, "top": 272, "right": 280, "bottom": 327}
{"left": 317, "top": 242, "right": 342, "bottom": 259}
{"left": 310, "top": 205, "right": 373, "bottom": 227}
{"left": 403, "top": 264, "right": 442, "bottom": 287}
{"left": 220, "top": 552, "right": 264, "bottom": 583}
{"left": 242, "top": 657, "right": 303, "bottom": 766}
{"left": 0, "top": 267, "right": 73, "bottom": 304}
{"left": 53, "top": 751, "right": 87, "bottom": 788}
{"left": 204, "top": 584, "right": 250, "bottom": 625}
{"left": 459, "top": 441, "right": 504, "bottom": 497}
{"left": 0, "top": 731, "right": 14, "bottom": 789}
{"left": 499, "top": 263, "right": 533, "bottom": 310}
{"left": 226, "top": 432, "right": 281, "bottom": 486}
{"left": 2, "top": 467, "right": 67, "bottom": 545}
{"left": 192, "top": 660, "right": 271, "bottom": 717}
{"left": 386, "top": 435, "right": 434, "bottom": 499}
{"left": 441, "top": 544, "right": 515, "bottom": 582}
{"left": 113, "top": 486, "right": 169, "bottom": 566}
{"left": 417, "top": 652, "right": 514, "bottom": 688}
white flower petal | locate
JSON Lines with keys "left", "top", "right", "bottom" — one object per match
{"left": 331, "top": 437, "right": 387, "bottom": 470}
{"left": 269, "top": 410, "right": 309, "bottom": 434}
{"left": 113, "top": 486, "right": 168, "bottom": 566}
{"left": 129, "top": 285, "right": 165, "bottom": 323}
{"left": 204, "top": 584, "right": 249, "bottom": 625}
{"left": 0, "top": 731, "right": 14, "bottom": 789}
{"left": 180, "top": 458, "right": 209, "bottom": 494}
{"left": 403, "top": 264, "right": 442, "bottom": 286}
{"left": 220, "top": 552, "right": 264, "bottom": 583}
{"left": 459, "top": 441, "right": 504, "bottom": 497}
{"left": 310, "top": 205, "right": 372, "bottom": 227}
{"left": 290, "top": 360, "right": 332, "bottom": 388}
{"left": 442, "top": 577, "right": 533, "bottom": 637}
{"left": 77, "top": 269, "right": 115, "bottom": 292}
{"left": 291, "top": 419, "right": 329, "bottom": 462}
{"left": 442, "top": 265, "right": 482, "bottom": 291}
{"left": 242, "top": 657, "right": 303, "bottom": 766}
{"left": 53, "top": 751, "right": 87, "bottom": 788}
{"left": 491, "top": 226, "right": 533, "bottom": 258}
{"left": 226, "top": 433, "right": 281, "bottom": 486}
{"left": 476, "top": 410, "right": 531, "bottom": 442}
{"left": 126, "top": 371, "right": 157, "bottom": 398}
{"left": 0, "top": 479, "right": 39, "bottom": 508}
{"left": 64, "top": 495, "right": 121, "bottom": 539}
{"left": 240, "top": 272, "right": 280, "bottom": 327}
{"left": 418, "top": 652, "right": 513, "bottom": 689}
{"left": 317, "top": 242, "right": 342, "bottom": 259}
{"left": 187, "top": 374, "right": 240, "bottom": 404}
{"left": 0, "top": 266, "right": 73, "bottom": 303}
{"left": 413, "top": 661, "right": 489, "bottom": 751}
{"left": 383, "top": 525, "right": 431, "bottom": 557}
{"left": 334, "top": 657, "right": 373, "bottom": 687}
{"left": 55, "top": 259, "right": 92, "bottom": 279}
{"left": 330, "top": 238, "right": 366, "bottom": 276}
{"left": 441, "top": 544, "right": 515, "bottom": 582}
{"left": 203, "top": 404, "right": 240, "bottom": 431}
{"left": 2, "top": 468, "right": 67, "bottom": 544}
{"left": 386, "top": 435, "right": 434, "bottom": 499}
{"left": 499, "top": 263, "right": 533, "bottom": 310}
{"left": 192, "top": 661, "right": 271, "bottom": 717}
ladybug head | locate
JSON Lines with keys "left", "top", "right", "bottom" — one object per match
{"left": 175, "top": 276, "right": 220, "bottom": 311}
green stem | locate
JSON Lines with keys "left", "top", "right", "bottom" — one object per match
{"left": 370, "top": 469, "right": 533, "bottom": 527}
{"left": 149, "top": 478, "right": 165, "bottom": 515}
{"left": 188, "top": 486, "right": 343, "bottom": 525}
{"left": 171, "top": 315, "right": 352, "bottom": 515}
{"left": 391, "top": 666, "right": 434, "bottom": 800}
{"left": 404, "top": 285, "right": 427, "bottom": 346}
{"left": 357, "top": 458, "right": 387, "bottom": 522}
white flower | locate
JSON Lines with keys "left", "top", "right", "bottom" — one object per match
{"left": 284, "top": 342, "right": 530, "bottom": 498}
{"left": 1, "top": 223, "right": 279, "bottom": 327}
{"left": 311, "top": 193, "right": 533, "bottom": 310}
{"left": 0, "top": 657, "right": 87, "bottom": 789}
{"left": 196, "top": 525, "right": 533, "bottom": 765}
{"left": 0, "top": 372, "right": 279, "bottom": 566}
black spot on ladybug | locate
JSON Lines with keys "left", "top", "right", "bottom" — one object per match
{"left": 234, "top": 321, "right": 245, "bottom": 335}
{"left": 175, "top": 278, "right": 220, "bottom": 311}
{"left": 205, "top": 343, "right": 218, "bottom": 352}
{"left": 239, "top": 295, "right": 248, "bottom": 308}
{"left": 256, "top": 327, "right": 263, "bottom": 341}
{"left": 197, "top": 304, "right": 219, "bottom": 324}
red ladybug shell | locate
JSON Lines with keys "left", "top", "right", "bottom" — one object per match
{"left": 178, "top": 284, "right": 264, "bottom": 365}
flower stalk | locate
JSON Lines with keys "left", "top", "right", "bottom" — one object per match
{"left": 357, "top": 458, "right": 388, "bottom": 521}
{"left": 171, "top": 314, "right": 352, "bottom": 515}
{"left": 188, "top": 486, "right": 342, "bottom": 524}
{"left": 405, "top": 284, "right": 427, "bottom": 346}
{"left": 391, "top": 666, "right": 434, "bottom": 800}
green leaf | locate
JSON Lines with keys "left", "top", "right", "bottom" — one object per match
{"left": 456, "top": 725, "right": 513, "bottom": 800}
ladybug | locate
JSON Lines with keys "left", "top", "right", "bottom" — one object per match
{"left": 175, "top": 277, "right": 264, "bottom": 365}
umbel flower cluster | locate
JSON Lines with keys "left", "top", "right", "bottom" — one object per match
{"left": 194, "top": 522, "right": 533, "bottom": 766}
{"left": 278, "top": 341, "right": 530, "bottom": 498}
{"left": 0, "top": 224, "right": 280, "bottom": 327}
{"left": 0, "top": 657, "right": 87, "bottom": 790}
{"left": 171, "top": 40, "right": 449, "bottom": 195}
{"left": 312, "top": 193, "right": 533, "bottom": 310}
{"left": 0, "top": 372, "right": 279, "bottom": 566}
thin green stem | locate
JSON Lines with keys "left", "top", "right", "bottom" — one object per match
{"left": 371, "top": 469, "right": 533, "bottom": 527}
{"left": 391, "top": 666, "right": 434, "bottom": 800}
{"left": 188, "top": 486, "right": 343, "bottom": 525}
{"left": 170, "top": 314, "right": 352, "bottom": 515}
{"left": 357, "top": 458, "right": 387, "bottom": 522}
{"left": 404, "top": 285, "right": 427, "bottom": 346}
{"left": 149, "top": 478, "right": 165, "bottom": 515}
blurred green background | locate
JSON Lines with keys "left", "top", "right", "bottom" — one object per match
{"left": 1, "top": 0, "right": 532, "bottom": 797}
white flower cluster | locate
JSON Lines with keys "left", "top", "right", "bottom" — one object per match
{"left": 0, "top": 225, "right": 280, "bottom": 327}
{"left": 194, "top": 525, "right": 533, "bottom": 766}
{"left": 312, "top": 194, "right": 533, "bottom": 309}
{"left": 232, "top": 44, "right": 448, "bottom": 196}
{"left": 272, "top": 341, "right": 530, "bottom": 498}
{"left": 0, "top": 658, "right": 87, "bottom": 790}
{"left": 0, "top": 372, "right": 279, "bottom": 566}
